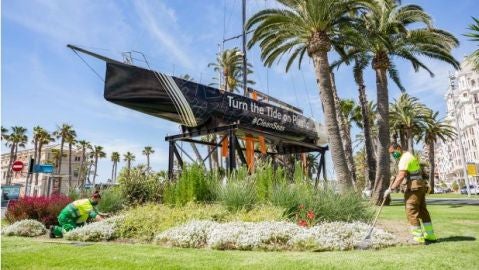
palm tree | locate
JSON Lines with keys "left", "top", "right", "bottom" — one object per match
{"left": 1, "top": 126, "right": 8, "bottom": 141}
{"left": 464, "top": 17, "right": 479, "bottom": 70}
{"left": 65, "top": 130, "right": 77, "bottom": 189}
{"left": 32, "top": 127, "right": 54, "bottom": 196}
{"left": 111, "top": 152, "right": 120, "bottom": 183}
{"left": 123, "top": 152, "right": 136, "bottom": 174}
{"left": 4, "top": 126, "right": 28, "bottom": 184}
{"left": 76, "top": 140, "right": 91, "bottom": 187}
{"left": 348, "top": 0, "right": 460, "bottom": 204}
{"left": 420, "top": 110, "right": 456, "bottom": 194}
{"left": 142, "top": 146, "right": 155, "bottom": 171}
{"left": 50, "top": 149, "right": 66, "bottom": 173}
{"left": 389, "top": 93, "right": 429, "bottom": 153}
{"left": 90, "top": 145, "right": 106, "bottom": 186}
{"left": 331, "top": 50, "right": 403, "bottom": 192}
{"left": 53, "top": 124, "right": 75, "bottom": 190}
{"left": 338, "top": 99, "right": 362, "bottom": 187}
{"left": 208, "top": 47, "right": 254, "bottom": 92}
{"left": 246, "top": 0, "right": 370, "bottom": 192}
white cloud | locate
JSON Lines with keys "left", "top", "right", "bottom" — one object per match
{"left": 133, "top": 0, "right": 194, "bottom": 69}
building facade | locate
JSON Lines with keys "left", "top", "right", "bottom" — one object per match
{"left": 435, "top": 60, "right": 479, "bottom": 186}
{"left": 1, "top": 144, "right": 84, "bottom": 196}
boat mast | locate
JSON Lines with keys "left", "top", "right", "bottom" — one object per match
{"left": 242, "top": 0, "right": 247, "bottom": 97}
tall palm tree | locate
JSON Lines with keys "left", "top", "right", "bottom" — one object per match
{"left": 465, "top": 17, "right": 479, "bottom": 71}
{"left": 76, "top": 140, "right": 91, "bottom": 187}
{"left": 349, "top": 0, "right": 460, "bottom": 204}
{"left": 420, "top": 110, "right": 456, "bottom": 193}
{"left": 246, "top": 0, "right": 370, "bottom": 192}
{"left": 338, "top": 99, "right": 362, "bottom": 187}
{"left": 111, "top": 152, "right": 120, "bottom": 183}
{"left": 389, "top": 93, "right": 429, "bottom": 153}
{"left": 4, "top": 126, "right": 28, "bottom": 184}
{"left": 32, "top": 127, "right": 54, "bottom": 196}
{"left": 50, "top": 149, "right": 66, "bottom": 173}
{"left": 123, "top": 152, "right": 136, "bottom": 174}
{"left": 90, "top": 145, "right": 106, "bottom": 186}
{"left": 331, "top": 50, "right": 403, "bottom": 191}
{"left": 53, "top": 124, "right": 75, "bottom": 191}
{"left": 65, "top": 130, "right": 77, "bottom": 189}
{"left": 208, "top": 47, "right": 255, "bottom": 92}
{"left": 142, "top": 146, "right": 155, "bottom": 171}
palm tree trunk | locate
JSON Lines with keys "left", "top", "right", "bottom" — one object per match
{"left": 372, "top": 67, "right": 391, "bottom": 205}
{"left": 57, "top": 139, "right": 64, "bottom": 191}
{"left": 428, "top": 143, "right": 435, "bottom": 194}
{"left": 311, "top": 50, "right": 352, "bottom": 192}
{"left": 33, "top": 143, "right": 43, "bottom": 196}
{"left": 331, "top": 73, "right": 356, "bottom": 188}
{"left": 68, "top": 143, "right": 72, "bottom": 189}
{"left": 93, "top": 155, "right": 98, "bottom": 185}
{"left": 357, "top": 81, "right": 376, "bottom": 190}
{"left": 114, "top": 162, "right": 118, "bottom": 183}
{"left": 399, "top": 130, "right": 407, "bottom": 150}
{"left": 111, "top": 162, "right": 115, "bottom": 182}
{"left": 78, "top": 148, "right": 86, "bottom": 188}
{"left": 406, "top": 128, "right": 414, "bottom": 154}
{"left": 146, "top": 154, "right": 150, "bottom": 171}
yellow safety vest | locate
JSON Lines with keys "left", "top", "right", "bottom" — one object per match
{"left": 71, "top": 199, "right": 98, "bottom": 223}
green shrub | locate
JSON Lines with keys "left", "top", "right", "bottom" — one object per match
{"left": 254, "top": 162, "right": 275, "bottom": 201}
{"left": 270, "top": 183, "right": 311, "bottom": 209}
{"left": 285, "top": 188, "right": 373, "bottom": 223}
{"left": 217, "top": 180, "right": 257, "bottom": 211}
{"left": 116, "top": 203, "right": 285, "bottom": 241}
{"left": 163, "top": 164, "right": 218, "bottom": 205}
{"left": 116, "top": 203, "right": 227, "bottom": 240}
{"left": 118, "top": 167, "right": 164, "bottom": 205}
{"left": 97, "top": 187, "right": 125, "bottom": 213}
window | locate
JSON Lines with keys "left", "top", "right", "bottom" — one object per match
{"left": 471, "top": 80, "right": 476, "bottom": 87}
{"left": 74, "top": 156, "right": 81, "bottom": 162}
{"left": 463, "top": 92, "right": 467, "bottom": 97}
{"left": 474, "top": 94, "right": 479, "bottom": 104}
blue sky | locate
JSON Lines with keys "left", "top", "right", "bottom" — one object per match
{"left": 2, "top": 0, "right": 477, "bottom": 182}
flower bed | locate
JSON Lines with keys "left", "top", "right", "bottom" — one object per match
{"left": 64, "top": 216, "right": 124, "bottom": 242}
{"left": 155, "top": 220, "right": 397, "bottom": 251}
{"left": 2, "top": 219, "right": 46, "bottom": 237}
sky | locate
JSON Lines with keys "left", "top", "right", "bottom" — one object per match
{"left": 1, "top": 0, "right": 478, "bottom": 182}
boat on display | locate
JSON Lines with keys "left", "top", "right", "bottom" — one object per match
{"left": 68, "top": 45, "right": 328, "bottom": 152}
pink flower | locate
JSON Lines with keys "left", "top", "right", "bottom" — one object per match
{"left": 307, "top": 210, "right": 315, "bottom": 220}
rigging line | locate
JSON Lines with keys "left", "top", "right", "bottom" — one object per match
{"left": 71, "top": 49, "right": 105, "bottom": 83}
{"left": 301, "top": 69, "right": 315, "bottom": 118}
{"left": 290, "top": 73, "right": 300, "bottom": 109}
{"left": 224, "top": 0, "right": 238, "bottom": 40}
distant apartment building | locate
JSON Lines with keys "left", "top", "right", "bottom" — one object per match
{"left": 434, "top": 60, "right": 479, "bottom": 185}
{"left": 1, "top": 144, "right": 83, "bottom": 196}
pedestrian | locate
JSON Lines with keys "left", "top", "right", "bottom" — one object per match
{"left": 50, "top": 191, "right": 104, "bottom": 238}
{"left": 384, "top": 143, "right": 437, "bottom": 244}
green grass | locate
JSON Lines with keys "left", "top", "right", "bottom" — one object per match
{"left": 2, "top": 204, "right": 479, "bottom": 270}
{"left": 391, "top": 192, "right": 479, "bottom": 199}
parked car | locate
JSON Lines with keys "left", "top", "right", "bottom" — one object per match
{"left": 433, "top": 187, "right": 445, "bottom": 194}
{"left": 460, "top": 185, "right": 479, "bottom": 195}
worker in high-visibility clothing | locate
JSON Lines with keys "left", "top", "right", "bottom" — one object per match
{"left": 384, "top": 143, "right": 437, "bottom": 244}
{"left": 50, "top": 191, "right": 104, "bottom": 238}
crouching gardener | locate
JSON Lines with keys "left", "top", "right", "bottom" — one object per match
{"left": 50, "top": 191, "right": 103, "bottom": 238}
{"left": 384, "top": 143, "right": 436, "bottom": 244}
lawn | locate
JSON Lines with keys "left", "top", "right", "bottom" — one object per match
{"left": 2, "top": 204, "right": 479, "bottom": 270}
{"left": 390, "top": 192, "right": 479, "bottom": 199}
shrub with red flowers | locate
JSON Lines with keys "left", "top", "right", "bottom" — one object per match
{"left": 293, "top": 204, "right": 317, "bottom": 228}
{"left": 6, "top": 195, "right": 72, "bottom": 226}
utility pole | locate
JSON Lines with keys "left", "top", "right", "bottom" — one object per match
{"left": 449, "top": 73, "right": 471, "bottom": 196}
{"left": 242, "top": 0, "right": 248, "bottom": 97}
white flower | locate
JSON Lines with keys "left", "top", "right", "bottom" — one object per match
{"left": 2, "top": 219, "right": 46, "bottom": 237}
{"left": 155, "top": 220, "right": 398, "bottom": 251}
{"left": 64, "top": 216, "right": 123, "bottom": 242}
